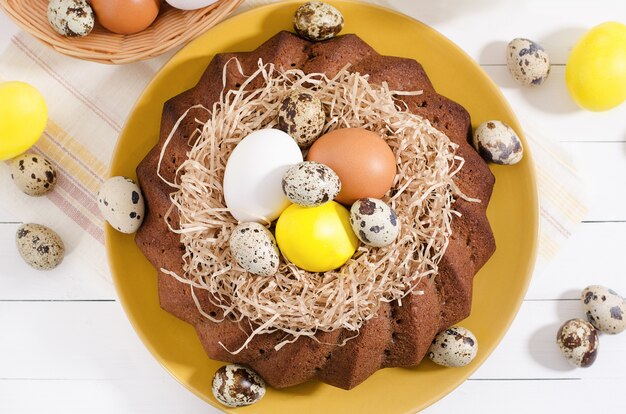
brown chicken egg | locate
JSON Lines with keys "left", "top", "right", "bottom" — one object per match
{"left": 306, "top": 128, "right": 396, "bottom": 205}
{"left": 91, "top": 0, "right": 161, "bottom": 35}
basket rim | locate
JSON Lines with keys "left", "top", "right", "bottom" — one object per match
{"left": 0, "top": 0, "right": 246, "bottom": 64}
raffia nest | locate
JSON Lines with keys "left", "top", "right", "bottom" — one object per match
{"left": 158, "top": 59, "right": 472, "bottom": 352}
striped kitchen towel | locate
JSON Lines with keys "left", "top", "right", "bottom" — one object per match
{"left": 0, "top": 34, "right": 168, "bottom": 281}
{"left": 523, "top": 123, "right": 588, "bottom": 271}
{"left": 0, "top": 1, "right": 586, "bottom": 287}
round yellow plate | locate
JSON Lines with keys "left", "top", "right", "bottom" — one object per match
{"left": 107, "top": 1, "right": 538, "bottom": 412}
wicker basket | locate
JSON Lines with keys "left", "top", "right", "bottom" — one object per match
{"left": 0, "top": 0, "right": 245, "bottom": 64}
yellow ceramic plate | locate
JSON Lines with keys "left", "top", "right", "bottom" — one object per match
{"left": 107, "top": 1, "right": 538, "bottom": 412}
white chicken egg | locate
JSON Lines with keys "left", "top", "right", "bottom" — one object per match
{"left": 223, "top": 129, "right": 303, "bottom": 223}
{"left": 165, "top": 0, "right": 219, "bottom": 10}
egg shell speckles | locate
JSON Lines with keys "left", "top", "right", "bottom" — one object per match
{"left": 97, "top": 177, "right": 145, "bottom": 234}
{"left": 556, "top": 318, "right": 598, "bottom": 368}
{"left": 10, "top": 154, "right": 57, "bottom": 196}
{"left": 472, "top": 120, "right": 523, "bottom": 165}
{"left": 277, "top": 91, "right": 326, "bottom": 149}
{"left": 229, "top": 222, "right": 280, "bottom": 276}
{"left": 211, "top": 364, "right": 266, "bottom": 408}
{"left": 293, "top": 1, "right": 344, "bottom": 41}
{"left": 282, "top": 161, "right": 341, "bottom": 207}
{"left": 506, "top": 38, "right": 551, "bottom": 86}
{"left": 581, "top": 285, "right": 626, "bottom": 334}
{"left": 428, "top": 326, "right": 478, "bottom": 367}
{"left": 47, "top": 0, "right": 95, "bottom": 37}
{"left": 15, "top": 223, "right": 65, "bottom": 270}
{"left": 349, "top": 198, "right": 399, "bottom": 248}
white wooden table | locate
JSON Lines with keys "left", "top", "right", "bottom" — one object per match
{"left": 1, "top": 1, "right": 626, "bottom": 412}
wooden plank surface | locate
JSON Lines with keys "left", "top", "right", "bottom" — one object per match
{"left": 1, "top": 0, "right": 626, "bottom": 413}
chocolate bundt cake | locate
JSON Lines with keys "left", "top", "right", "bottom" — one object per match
{"left": 135, "top": 31, "right": 496, "bottom": 390}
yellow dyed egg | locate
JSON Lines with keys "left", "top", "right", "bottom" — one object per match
{"left": 0, "top": 82, "right": 48, "bottom": 160}
{"left": 566, "top": 22, "right": 626, "bottom": 111}
{"left": 275, "top": 201, "right": 358, "bottom": 273}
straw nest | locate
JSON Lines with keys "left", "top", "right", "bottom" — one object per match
{"left": 158, "top": 59, "right": 471, "bottom": 352}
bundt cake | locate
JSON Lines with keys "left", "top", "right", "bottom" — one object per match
{"left": 135, "top": 31, "right": 496, "bottom": 390}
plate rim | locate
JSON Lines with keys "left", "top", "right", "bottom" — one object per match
{"left": 106, "top": 1, "right": 539, "bottom": 412}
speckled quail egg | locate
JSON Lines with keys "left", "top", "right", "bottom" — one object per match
{"left": 211, "top": 364, "right": 266, "bottom": 408}
{"left": 15, "top": 223, "right": 64, "bottom": 270}
{"left": 47, "top": 0, "right": 95, "bottom": 37}
{"left": 506, "top": 38, "right": 551, "bottom": 86}
{"left": 282, "top": 161, "right": 340, "bottom": 207}
{"left": 428, "top": 326, "right": 478, "bottom": 367}
{"left": 556, "top": 318, "right": 598, "bottom": 367}
{"left": 581, "top": 285, "right": 626, "bottom": 334}
{"left": 97, "top": 176, "right": 145, "bottom": 234}
{"left": 277, "top": 91, "right": 326, "bottom": 149}
{"left": 10, "top": 154, "right": 57, "bottom": 196}
{"left": 349, "top": 198, "right": 399, "bottom": 248}
{"left": 294, "top": 1, "right": 344, "bottom": 41}
{"left": 229, "top": 222, "right": 280, "bottom": 276}
{"left": 472, "top": 120, "right": 523, "bottom": 165}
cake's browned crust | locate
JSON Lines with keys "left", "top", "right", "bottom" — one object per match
{"left": 135, "top": 31, "right": 496, "bottom": 390}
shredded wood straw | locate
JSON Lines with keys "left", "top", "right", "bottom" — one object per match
{"left": 158, "top": 58, "right": 474, "bottom": 353}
